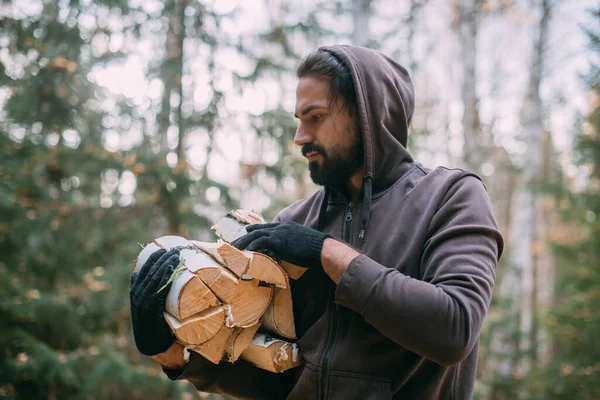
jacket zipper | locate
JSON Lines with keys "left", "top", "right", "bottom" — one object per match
{"left": 320, "top": 202, "right": 353, "bottom": 400}
{"left": 344, "top": 203, "right": 354, "bottom": 243}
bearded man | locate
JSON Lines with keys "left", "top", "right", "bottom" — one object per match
{"left": 129, "top": 45, "right": 504, "bottom": 399}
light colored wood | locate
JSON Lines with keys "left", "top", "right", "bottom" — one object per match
{"left": 195, "top": 266, "right": 273, "bottom": 328}
{"left": 279, "top": 260, "right": 308, "bottom": 280}
{"left": 261, "top": 287, "right": 296, "bottom": 339}
{"left": 134, "top": 236, "right": 189, "bottom": 273}
{"left": 245, "top": 251, "right": 289, "bottom": 288}
{"left": 164, "top": 306, "right": 225, "bottom": 346}
{"left": 179, "top": 248, "right": 222, "bottom": 273}
{"left": 226, "top": 321, "right": 262, "bottom": 363}
{"left": 135, "top": 237, "right": 221, "bottom": 320}
{"left": 209, "top": 210, "right": 306, "bottom": 281}
{"left": 190, "top": 325, "right": 234, "bottom": 364}
{"left": 190, "top": 240, "right": 250, "bottom": 278}
{"left": 212, "top": 216, "right": 247, "bottom": 243}
{"left": 135, "top": 232, "right": 303, "bottom": 368}
{"left": 211, "top": 209, "right": 265, "bottom": 243}
{"left": 240, "top": 333, "right": 302, "bottom": 373}
{"left": 229, "top": 209, "right": 266, "bottom": 225}
{"left": 167, "top": 248, "right": 223, "bottom": 319}
{"left": 175, "top": 272, "right": 221, "bottom": 320}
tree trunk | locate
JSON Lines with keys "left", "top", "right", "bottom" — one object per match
{"left": 493, "top": 0, "right": 552, "bottom": 388}
{"left": 352, "top": 0, "right": 372, "bottom": 47}
{"left": 535, "top": 131, "right": 557, "bottom": 366}
{"left": 156, "top": 0, "right": 186, "bottom": 235}
{"left": 405, "top": 0, "right": 427, "bottom": 75}
{"left": 515, "top": 0, "right": 551, "bottom": 377}
{"left": 174, "top": 0, "right": 187, "bottom": 160}
{"left": 458, "top": 0, "right": 483, "bottom": 172}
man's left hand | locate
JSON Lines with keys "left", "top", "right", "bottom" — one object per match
{"left": 231, "top": 222, "right": 331, "bottom": 269}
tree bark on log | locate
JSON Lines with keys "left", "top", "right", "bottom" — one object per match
{"left": 226, "top": 322, "right": 262, "bottom": 363}
{"left": 240, "top": 333, "right": 302, "bottom": 373}
{"left": 134, "top": 211, "right": 304, "bottom": 372}
{"left": 261, "top": 287, "right": 296, "bottom": 339}
{"left": 164, "top": 306, "right": 225, "bottom": 346}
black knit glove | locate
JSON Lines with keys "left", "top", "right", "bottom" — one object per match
{"left": 231, "top": 222, "right": 332, "bottom": 269}
{"left": 129, "top": 248, "right": 179, "bottom": 356}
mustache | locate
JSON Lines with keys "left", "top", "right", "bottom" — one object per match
{"left": 301, "top": 143, "right": 327, "bottom": 158}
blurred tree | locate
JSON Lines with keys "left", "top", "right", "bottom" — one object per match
{"left": 474, "top": 1, "right": 557, "bottom": 398}
{"left": 454, "top": 0, "right": 485, "bottom": 173}
{"left": 0, "top": 0, "right": 229, "bottom": 398}
{"left": 527, "top": 8, "right": 600, "bottom": 399}
{"left": 351, "top": 0, "right": 372, "bottom": 47}
{"left": 231, "top": 0, "right": 336, "bottom": 219}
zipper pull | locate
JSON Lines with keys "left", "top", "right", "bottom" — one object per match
{"left": 345, "top": 203, "right": 353, "bottom": 222}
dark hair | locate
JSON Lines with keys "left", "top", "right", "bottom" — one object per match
{"left": 296, "top": 50, "right": 357, "bottom": 115}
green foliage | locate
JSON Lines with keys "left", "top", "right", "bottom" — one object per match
{"left": 0, "top": 1, "right": 238, "bottom": 398}
{"left": 527, "top": 9, "right": 600, "bottom": 399}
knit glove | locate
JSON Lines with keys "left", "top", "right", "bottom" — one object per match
{"left": 129, "top": 248, "right": 179, "bottom": 356}
{"left": 231, "top": 222, "right": 332, "bottom": 269}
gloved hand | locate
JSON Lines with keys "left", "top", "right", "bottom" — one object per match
{"left": 231, "top": 222, "right": 332, "bottom": 269}
{"left": 129, "top": 248, "right": 179, "bottom": 356}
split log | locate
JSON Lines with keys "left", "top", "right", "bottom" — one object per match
{"left": 136, "top": 238, "right": 221, "bottom": 320}
{"left": 212, "top": 210, "right": 307, "bottom": 280}
{"left": 190, "top": 241, "right": 250, "bottom": 278}
{"left": 164, "top": 306, "right": 225, "bottom": 346}
{"left": 134, "top": 234, "right": 273, "bottom": 330}
{"left": 189, "top": 321, "right": 263, "bottom": 365}
{"left": 278, "top": 260, "right": 308, "bottom": 280}
{"left": 190, "top": 325, "right": 234, "bottom": 364}
{"left": 195, "top": 267, "right": 273, "bottom": 328}
{"left": 134, "top": 235, "right": 189, "bottom": 273}
{"left": 211, "top": 214, "right": 252, "bottom": 243}
{"left": 134, "top": 220, "right": 305, "bottom": 372}
{"left": 226, "top": 322, "right": 262, "bottom": 363}
{"left": 240, "top": 333, "right": 302, "bottom": 373}
{"left": 168, "top": 271, "right": 220, "bottom": 320}
{"left": 261, "top": 287, "right": 296, "bottom": 339}
{"left": 245, "top": 252, "right": 289, "bottom": 289}
{"left": 191, "top": 241, "right": 289, "bottom": 288}
{"left": 225, "top": 209, "right": 267, "bottom": 226}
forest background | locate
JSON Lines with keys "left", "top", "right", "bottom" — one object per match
{"left": 1, "top": 0, "right": 599, "bottom": 399}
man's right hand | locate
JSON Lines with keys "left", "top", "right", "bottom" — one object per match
{"left": 129, "top": 248, "right": 179, "bottom": 356}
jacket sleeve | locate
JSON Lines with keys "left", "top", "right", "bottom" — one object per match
{"left": 163, "top": 352, "right": 290, "bottom": 399}
{"left": 335, "top": 174, "right": 503, "bottom": 367}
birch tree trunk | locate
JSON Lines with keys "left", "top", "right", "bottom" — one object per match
{"left": 156, "top": 0, "right": 186, "bottom": 235}
{"left": 458, "top": 0, "right": 483, "bottom": 172}
{"left": 475, "top": 2, "right": 553, "bottom": 398}
{"left": 534, "top": 130, "right": 557, "bottom": 367}
{"left": 492, "top": 0, "right": 552, "bottom": 392}
{"left": 352, "top": 0, "right": 372, "bottom": 47}
{"left": 405, "top": 0, "right": 426, "bottom": 75}
{"left": 518, "top": 0, "right": 552, "bottom": 376}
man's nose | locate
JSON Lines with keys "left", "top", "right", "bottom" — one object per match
{"left": 294, "top": 123, "right": 312, "bottom": 147}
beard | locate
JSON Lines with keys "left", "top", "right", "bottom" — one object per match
{"left": 302, "top": 124, "right": 364, "bottom": 192}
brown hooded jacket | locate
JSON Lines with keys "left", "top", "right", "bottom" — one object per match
{"left": 164, "top": 45, "right": 504, "bottom": 400}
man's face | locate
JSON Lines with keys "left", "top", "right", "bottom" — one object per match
{"left": 294, "top": 74, "right": 363, "bottom": 191}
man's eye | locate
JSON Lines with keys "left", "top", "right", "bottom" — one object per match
{"left": 311, "top": 115, "right": 321, "bottom": 121}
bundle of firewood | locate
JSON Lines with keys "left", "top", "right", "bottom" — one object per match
{"left": 134, "top": 210, "right": 307, "bottom": 373}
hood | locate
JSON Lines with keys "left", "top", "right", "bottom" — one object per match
{"left": 320, "top": 45, "right": 415, "bottom": 193}
{"left": 315, "top": 45, "right": 415, "bottom": 239}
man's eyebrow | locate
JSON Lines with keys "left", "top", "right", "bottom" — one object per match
{"left": 294, "top": 104, "right": 327, "bottom": 119}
